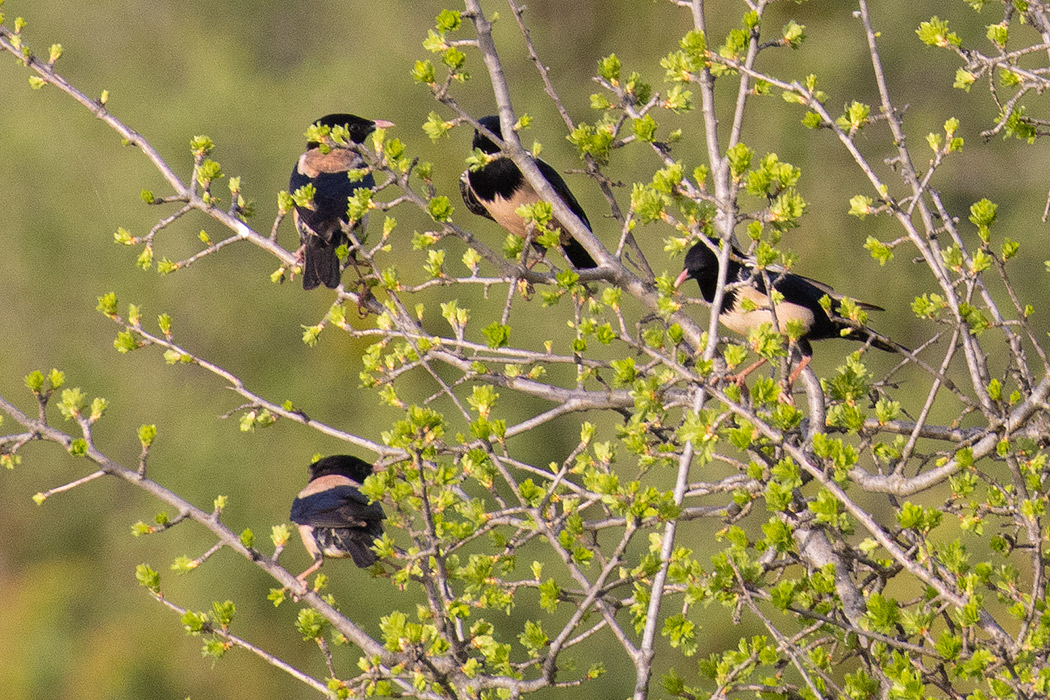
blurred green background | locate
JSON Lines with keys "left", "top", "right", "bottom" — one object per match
{"left": 1, "top": 1, "right": 1047, "bottom": 698}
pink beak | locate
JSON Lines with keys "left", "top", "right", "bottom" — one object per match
{"left": 674, "top": 269, "right": 691, "bottom": 289}
{"left": 373, "top": 120, "right": 395, "bottom": 129}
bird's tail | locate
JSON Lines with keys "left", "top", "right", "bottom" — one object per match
{"left": 560, "top": 237, "right": 598, "bottom": 269}
{"left": 843, "top": 325, "right": 907, "bottom": 353}
{"left": 344, "top": 538, "right": 379, "bottom": 568}
{"left": 303, "top": 238, "right": 341, "bottom": 290}
{"left": 334, "top": 528, "right": 380, "bottom": 568}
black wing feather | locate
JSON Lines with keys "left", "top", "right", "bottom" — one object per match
{"left": 289, "top": 486, "right": 385, "bottom": 529}
{"left": 459, "top": 170, "right": 496, "bottom": 221}
{"left": 536, "top": 158, "right": 591, "bottom": 230}
{"left": 536, "top": 159, "right": 597, "bottom": 268}
{"left": 289, "top": 160, "right": 375, "bottom": 289}
{"left": 769, "top": 270, "right": 900, "bottom": 351}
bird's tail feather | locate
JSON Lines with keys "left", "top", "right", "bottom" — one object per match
{"left": 343, "top": 537, "right": 379, "bottom": 568}
{"left": 844, "top": 325, "right": 906, "bottom": 353}
{"left": 303, "top": 238, "right": 341, "bottom": 290}
{"left": 560, "top": 237, "right": 598, "bottom": 269}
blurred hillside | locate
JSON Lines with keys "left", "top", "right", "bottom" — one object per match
{"left": 1, "top": 1, "right": 1048, "bottom": 698}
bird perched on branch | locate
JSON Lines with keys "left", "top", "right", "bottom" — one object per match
{"left": 460, "top": 115, "right": 598, "bottom": 270}
{"left": 289, "top": 113, "right": 393, "bottom": 289}
{"left": 289, "top": 455, "right": 385, "bottom": 582}
{"left": 675, "top": 239, "right": 903, "bottom": 388}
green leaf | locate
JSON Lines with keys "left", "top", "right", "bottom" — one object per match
{"left": 195, "top": 159, "right": 223, "bottom": 187}
{"left": 986, "top": 22, "right": 1008, "bottom": 47}
{"left": 567, "top": 120, "right": 615, "bottom": 164}
{"left": 863, "top": 592, "right": 901, "bottom": 634}
{"left": 936, "top": 630, "right": 963, "bottom": 660}
{"left": 611, "top": 357, "right": 637, "bottom": 386}
{"left": 24, "top": 370, "right": 45, "bottom": 393}
{"left": 427, "top": 196, "right": 454, "bottom": 222}
{"left": 864, "top": 236, "right": 894, "bottom": 265}
{"left": 89, "top": 397, "right": 108, "bottom": 422}
{"left": 726, "top": 143, "right": 753, "bottom": 179}
{"left": 295, "top": 608, "right": 329, "bottom": 641}
{"left": 916, "top": 16, "right": 961, "bottom": 47}
{"left": 874, "top": 398, "right": 901, "bottom": 423}
{"left": 422, "top": 112, "right": 453, "bottom": 141}
{"left": 1004, "top": 106, "right": 1037, "bottom": 143}
{"left": 57, "top": 388, "right": 86, "bottom": 420}
{"left": 953, "top": 68, "right": 976, "bottom": 91}
{"left": 442, "top": 46, "right": 465, "bottom": 70}
{"left": 435, "top": 9, "right": 461, "bottom": 32}
{"left": 96, "top": 292, "right": 119, "bottom": 317}
{"left": 271, "top": 524, "right": 291, "bottom": 548}
{"left": 211, "top": 600, "right": 236, "bottom": 628}
{"left": 518, "top": 620, "right": 549, "bottom": 658}
{"left": 597, "top": 53, "right": 621, "bottom": 82}
{"left": 836, "top": 101, "right": 870, "bottom": 132}
{"left": 969, "top": 198, "right": 997, "bottom": 242}
{"left": 629, "top": 183, "right": 670, "bottom": 223}
{"left": 136, "top": 564, "right": 161, "bottom": 593}
{"left": 47, "top": 369, "right": 65, "bottom": 389}
{"left": 411, "top": 59, "right": 436, "bottom": 84}
{"left": 782, "top": 21, "right": 806, "bottom": 48}
{"left": 189, "top": 135, "right": 214, "bottom": 156}
{"left": 661, "top": 614, "right": 698, "bottom": 656}
{"left": 482, "top": 322, "right": 510, "bottom": 349}
{"left": 632, "top": 114, "right": 657, "bottom": 142}
{"left": 850, "top": 196, "right": 875, "bottom": 221}
{"left": 662, "top": 85, "right": 692, "bottom": 112}
{"left": 1001, "top": 237, "right": 1019, "bottom": 260}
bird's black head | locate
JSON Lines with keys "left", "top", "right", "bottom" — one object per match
{"left": 308, "top": 114, "right": 392, "bottom": 148}
{"left": 472, "top": 115, "right": 504, "bottom": 154}
{"left": 307, "top": 454, "right": 374, "bottom": 484}
{"left": 677, "top": 241, "right": 720, "bottom": 286}
{"left": 675, "top": 240, "right": 743, "bottom": 305}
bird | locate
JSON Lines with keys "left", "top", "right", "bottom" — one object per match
{"left": 675, "top": 239, "right": 902, "bottom": 387}
{"left": 460, "top": 115, "right": 598, "bottom": 270}
{"left": 289, "top": 454, "right": 385, "bottom": 582}
{"left": 289, "top": 113, "right": 393, "bottom": 290}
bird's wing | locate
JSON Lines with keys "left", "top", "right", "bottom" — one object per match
{"left": 459, "top": 170, "right": 496, "bottom": 221}
{"left": 788, "top": 272, "right": 885, "bottom": 311}
{"left": 755, "top": 266, "right": 883, "bottom": 313}
{"left": 536, "top": 159, "right": 591, "bottom": 230}
{"left": 290, "top": 153, "right": 375, "bottom": 235}
{"left": 767, "top": 270, "right": 836, "bottom": 310}
{"left": 290, "top": 486, "right": 385, "bottom": 529}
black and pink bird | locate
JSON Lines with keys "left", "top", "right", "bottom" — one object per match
{"left": 675, "top": 239, "right": 902, "bottom": 386}
{"left": 289, "top": 113, "right": 393, "bottom": 290}
{"left": 289, "top": 454, "right": 385, "bottom": 582}
{"left": 460, "top": 115, "right": 598, "bottom": 270}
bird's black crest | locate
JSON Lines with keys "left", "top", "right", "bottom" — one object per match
{"left": 681, "top": 240, "right": 744, "bottom": 308}
{"left": 307, "top": 454, "right": 374, "bottom": 484}
{"left": 308, "top": 113, "right": 378, "bottom": 147}
{"left": 472, "top": 115, "right": 504, "bottom": 154}
{"left": 682, "top": 240, "right": 721, "bottom": 277}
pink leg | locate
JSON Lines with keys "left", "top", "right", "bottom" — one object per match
{"left": 730, "top": 357, "right": 770, "bottom": 386}
{"left": 786, "top": 354, "right": 812, "bottom": 386}
{"left": 778, "top": 355, "right": 813, "bottom": 404}
{"left": 295, "top": 557, "right": 324, "bottom": 584}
